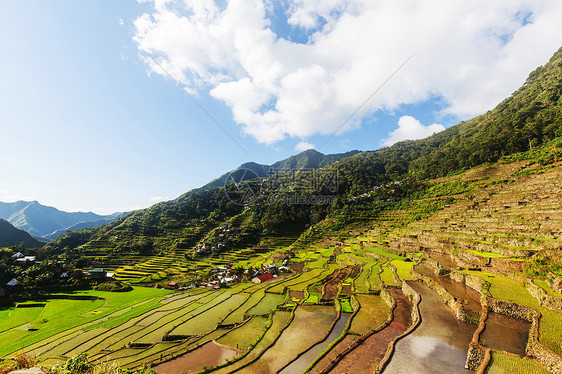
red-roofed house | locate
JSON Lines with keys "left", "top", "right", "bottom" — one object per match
{"left": 252, "top": 273, "right": 274, "bottom": 284}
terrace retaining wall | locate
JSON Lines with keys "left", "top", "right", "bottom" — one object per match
{"left": 380, "top": 287, "right": 394, "bottom": 309}
{"left": 464, "top": 295, "right": 562, "bottom": 373}
{"left": 465, "top": 299, "right": 488, "bottom": 370}
{"left": 526, "top": 309, "right": 562, "bottom": 374}
{"left": 487, "top": 297, "right": 534, "bottom": 321}
{"left": 526, "top": 280, "right": 562, "bottom": 312}
{"left": 411, "top": 268, "right": 478, "bottom": 324}
{"left": 375, "top": 281, "right": 421, "bottom": 374}
{"left": 449, "top": 270, "right": 490, "bottom": 298}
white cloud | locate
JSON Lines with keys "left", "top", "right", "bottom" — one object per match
{"left": 133, "top": 0, "right": 562, "bottom": 144}
{"left": 382, "top": 115, "right": 445, "bottom": 146}
{"left": 118, "top": 18, "right": 124, "bottom": 26}
{"left": 295, "top": 141, "right": 315, "bottom": 152}
{"left": 0, "top": 190, "right": 33, "bottom": 203}
{"left": 149, "top": 196, "right": 170, "bottom": 203}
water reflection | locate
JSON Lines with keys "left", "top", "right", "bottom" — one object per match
{"left": 383, "top": 282, "right": 476, "bottom": 374}
{"left": 279, "top": 313, "right": 350, "bottom": 374}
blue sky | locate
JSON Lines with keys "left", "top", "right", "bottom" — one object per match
{"left": 1, "top": 0, "right": 561, "bottom": 214}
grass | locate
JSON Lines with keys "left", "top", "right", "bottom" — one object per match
{"left": 534, "top": 279, "right": 562, "bottom": 298}
{"left": 222, "top": 289, "right": 266, "bottom": 325}
{"left": 217, "top": 316, "right": 270, "bottom": 351}
{"left": 0, "top": 305, "right": 45, "bottom": 333}
{"left": 211, "top": 311, "right": 292, "bottom": 374}
{"left": 246, "top": 293, "right": 286, "bottom": 316}
{"left": 468, "top": 249, "right": 509, "bottom": 258}
{"left": 268, "top": 268, "right": 326, "bottom": 294}
{"left": 351, "top": 261, "right": 374, "bottom": 294}
{"left": 251, "top": 305, "right": 337, "bottom": 373}
{"left": 1, "top": 287, "right": 171, "bottom": 358}
{"left": 380, "top": 265, "right": 399, "bottom": 286}
{"left": 464, "top": 271, "right": 562, "bottom": 356}
{"left": 391, "top": 260, "right": 415, "bottom": 281}
{"left": 169, "top": 294, "right": 248, "bottom": 336}
{"left": 365, "top": 247, "right": 407, "bottom": 260}
{"left": 368, "top": 263, "right": 382, "bottom": 291}
{"left": 486, "top": 352, "right": 550, "bottom": 374}
{"left": 339, "top": 298, "right": 353, "bottom": 313}
{"left": 349, "top": 294, "right": 389, "bottom": 335}
{"left": 305, "top": 291, "right": 321, "bottom": 304}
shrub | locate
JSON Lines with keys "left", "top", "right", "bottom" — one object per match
{"left": 94, "top": 281, "right": 133, "bottom": 292}
{"left": 0, "top": 352, "right": 37, "bottom": 374}
{"left": 51, "top": 353, "right": 92, "bottom": 374}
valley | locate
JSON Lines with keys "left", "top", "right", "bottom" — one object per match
{"left": 1, "top": 46, "right": 562, "bottom": 374}
{"left": 1, "top": 152, "right": 561, "bottom": 374}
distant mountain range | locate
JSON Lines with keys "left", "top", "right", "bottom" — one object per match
{"left": 203, "top": 149, "right": 360, "bottom": 189}
{"left": 0, "top": 219, "right": 44, "bottom": 248}
{"left": 0, "top": 201, "right": 126, "bottom": 241}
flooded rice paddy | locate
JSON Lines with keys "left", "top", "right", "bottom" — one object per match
{"left": 383, "top": 281, "right": 476, "bottom": 374}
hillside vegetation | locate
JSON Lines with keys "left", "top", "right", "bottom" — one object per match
{"left": 0, "top": 219, "right": 43, "bottom": 248}
{"left": 1, "top": 46, "right": 561, "bottom": 374}
{"left": 43, "top": 47, "right": 562, "bottom": 266}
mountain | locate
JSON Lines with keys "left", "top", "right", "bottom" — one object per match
{"left": 0, "top": 218, "right": 44, "bottom": 248}
{"left": 46, "top": 46, "right": 562, "bottom": 258}
{"left": 202, "top": 149, "right": 360, "bottom": 189}
{"left": 0, "top": 201, "right": 126, "bottom": 241}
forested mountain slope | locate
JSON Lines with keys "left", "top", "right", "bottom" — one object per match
{"left": 45, "top": 46, "right": 562, "bottom": 259}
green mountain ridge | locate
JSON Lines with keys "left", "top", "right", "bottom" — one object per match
{"left": 0, "top": 218, "right": 44, "bottom": 248}
{"left": 202, "top": 149, "right": 360, "bottom": 189}
{"left": 45, "top": 46, "right": 562, "bottom": 261}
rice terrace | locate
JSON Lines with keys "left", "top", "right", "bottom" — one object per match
{"left": 2, "top": 145, "right": 562, "bottom": 373}
{"left": 1, "top": 3, "right": 562, "bottom": 374}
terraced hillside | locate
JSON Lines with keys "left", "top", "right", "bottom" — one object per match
{"left": 2, "top": 155, "right": 561, "bottom": 373}
{"left": 2, "top": 47, "right": 562, "bottom": 374}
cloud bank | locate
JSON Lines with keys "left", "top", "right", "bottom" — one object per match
{"left": 382, "top": 116, "right": 445, "bottom": 146}
{"left": 295, "top": 141, "right": 315, "bottom": 152}
{"left": 134, "top": 0, "right": 562, "bottom": 144}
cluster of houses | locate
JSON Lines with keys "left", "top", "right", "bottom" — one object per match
{"left": 4, "top": 252, "right": 41, "bottom": 289}
{"left": 159, "top": 259, "right": 292, "bottom": 291}
{"left": 193, "top": 224, "right": 251, "bottom": 256}
{"left": 4, "top": 251, "right": 114, "bottom": 290}
{"left": 11, "top": 251, "right": 39, "bottom": 264}
{"left": 347, "top": 181, "right": 403, "bottom": 203}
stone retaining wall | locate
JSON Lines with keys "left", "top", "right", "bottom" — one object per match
{"left": 376, "top": 281, "right": 421, "bottom": 374}
{"left": 526, "top": 279, "right": 562, "bottom": 312}
{"left": 410, "top": 266, "right": 562, "bottom": 373}
{"left": 487, "top": 298, "right": 534, "bottom": 322}
{"left": 449, "top": 270, "right": 490, "bottom": 298}
{"left": 465, "top": 298, "right": 488, "bottom": 370}
{"left": 526, "top": 309, "right": 562, "bottom": 374}
{"left": 380, "top": 286, "right": 394, "bottom": 309}
{"left": 413, "top": 271, "right": 477, "bottom": 324}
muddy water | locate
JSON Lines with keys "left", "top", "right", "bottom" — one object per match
{"left": 427, "top": 252, "right": 457, "bottom": 270}
{"left": 431, "top": 275, "right": 481, "bottom": 312}
{"left": 329, "top": 288, "right": 412, "bottom": 373}
{"left": 480, "top": 312, "right": 530, "bottom": 357}
{"left": 153, "top": 341, "right": 240, "bottom": 374}
{"left": 383, "top": 282, "right": 476, "bottom": 374}
{"left": 279, "top": 313, "right": 350, "bottom": 374}
{"left": 289, "top": 290, "right": 305, "bottom": 301}
{"left": 414, "top": 263, "right": 434, "bottom": 276}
